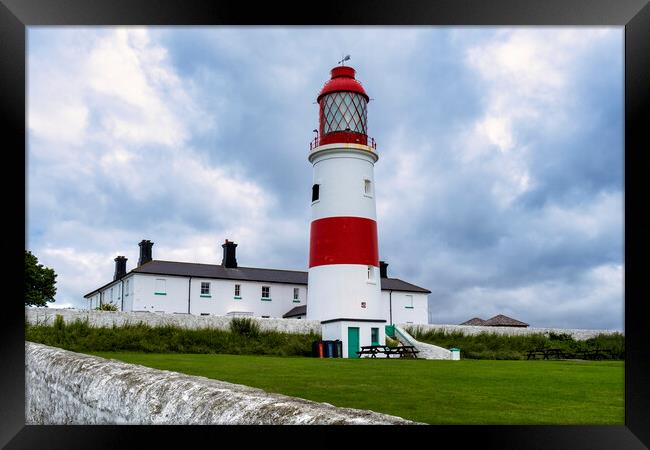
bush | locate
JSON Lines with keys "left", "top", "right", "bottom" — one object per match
{"left": 229, "top": 317, "right": 260, "bottom": 337}
{"left": 406, "top": 327, "right": 624, "bottom": 360}
{"left": 26, "top": 318, "right": 319, "bottom": 357}
{"left": 96, "top": 303, "right": 118, "bottom": 311}
{"left": 385, "top": 336, "right": 400, "bottom": 348}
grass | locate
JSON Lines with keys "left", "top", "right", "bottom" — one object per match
{"left": 405, "top": 327, "right": 625, "bottom": 360}
{"left": 25, "top": 316, "right": 319, "bottom": 357}
{"left": 86, "top": 351, "right": 624, "bottom": 425}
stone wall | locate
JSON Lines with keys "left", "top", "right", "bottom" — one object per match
{"left": 25, "top": 342, "right": 417, "bottom": 425}
{"left": 25, "top": 307, "right": 321, "bottom": 334}
{"left": 25, "top": 308, "right": 621, "bottom": 341}
{"left": 405, "top": 323, "right": 622, "bottom": 341}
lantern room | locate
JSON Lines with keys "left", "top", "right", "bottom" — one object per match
{"left": 316, "top": 66, "right": 370, "bottom": 146}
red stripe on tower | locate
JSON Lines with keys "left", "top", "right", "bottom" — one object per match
{"left": 309, "top": 216, "right": 379, "bottom": 268}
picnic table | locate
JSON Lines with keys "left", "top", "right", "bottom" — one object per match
{"left": 356, "top": 345, "right": 419, "bottom": 359}
{"left": 526, "top": 347, "right": 613, "bottom": 360}
{"left": 526, "top": 348, "right": 566, "bottom": 360}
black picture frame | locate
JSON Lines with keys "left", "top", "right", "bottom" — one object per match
{"left": 2, "top": 0, "right": 648, "bottom": 448}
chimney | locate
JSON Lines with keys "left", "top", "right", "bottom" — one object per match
{"left": 380, "top": 261, "right": 388, "bottom": 278}
{"left": 221, "top": 239, "right": 238, "bottom": 268}
{"left": 138, "top": 240, "right": 154, "bottom": 266}
{"left": 114, "top": 256, "right": 127, "bottom": 280}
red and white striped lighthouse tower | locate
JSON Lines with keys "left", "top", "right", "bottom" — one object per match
{"left": 307, "top": 64, "right": 386, "bottom": 358}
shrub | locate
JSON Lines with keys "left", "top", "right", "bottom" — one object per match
{"left": 96, "top": 303, "right": 118, "bottom": 311}
{"left": 385, "top": 337, "right": 400, "bottom": 348}
{"left": 229, "top": 317, "right": 260, "bottom": 337}
{"left": 407, "top": 327, "right": 624, "bottom": 360}
{"left": 26, "top": 318, "right": 319, "bottom": 357}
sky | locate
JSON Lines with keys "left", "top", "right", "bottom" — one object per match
{"left": 26, "top": 27, "right": 624, "bottom": 330}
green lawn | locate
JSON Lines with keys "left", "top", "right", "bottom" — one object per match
{"left": 88, "top": 352, "right": 624, "bottom": 425}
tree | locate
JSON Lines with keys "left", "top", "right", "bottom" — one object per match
{"left": 25, "top": 250, "right": 57, "bottom": 307}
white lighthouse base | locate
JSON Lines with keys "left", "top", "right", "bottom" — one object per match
{"left": 321, "top": 319, "right": 387, "bottom": 359}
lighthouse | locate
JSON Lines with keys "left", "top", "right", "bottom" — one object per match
{"left": 307, "top": 64, "right": 386, "bottom": 358}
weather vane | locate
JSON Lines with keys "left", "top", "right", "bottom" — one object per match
{"left": 338, "top": 54, "right": 351, "bottom": 66}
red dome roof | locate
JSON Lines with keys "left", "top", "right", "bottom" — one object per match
{"left": 317, "top": 66, "right": 369, "bottom": 103}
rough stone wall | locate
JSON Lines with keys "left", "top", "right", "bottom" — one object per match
{"left": 25, "top": 342, "right": 417, "bottom": 425}
{"left": 404, "top": 323, "right": 622, "bottom": 341}
{"left": 25, "top": 308, "right": 621, "bottom": 341}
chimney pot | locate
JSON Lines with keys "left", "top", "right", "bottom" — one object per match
{"left": 380, "top": 261, "right": 388, "bottom": 278}
{"left": 221, "top": 239, "right": 238, "bottom": 268}
{"left": 114, "top": 256, "right": 127, "bottom": 280}
{"left": 138, "top": 240, "right": 154, "bottom": 266}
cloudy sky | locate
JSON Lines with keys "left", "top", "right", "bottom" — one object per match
{"left": 27, "top": 27, "right": 623, "bottom": 330}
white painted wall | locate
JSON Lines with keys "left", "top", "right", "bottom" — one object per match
{"left": 381, "top": 291, "right": 429, "bottom": 325}
{"left": 87, "top": 269, "right": 427, "bottom": 324}
{"left": 188, "top": 278, "right": 306, "bottom": 319}
{"left": 322, "top": 320, "right": 386, "bottom": 358}
{"left": 310, "top": 146, "right": 378, "bottom": 221}
{"left": 307, "top": 264, "right": 383, "bottom": 322}
{"left": 131, "top": 274, "right": 190, "bottom": 313}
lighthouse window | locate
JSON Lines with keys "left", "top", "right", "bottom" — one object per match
{"left": 322, "top": 92, "right": 367, "bottom": 135}
{"left": 364, "top": 179, "right": 372, "bottom": 196}
{"left": 312, "top": 184, "right": 320, "bottom": 202}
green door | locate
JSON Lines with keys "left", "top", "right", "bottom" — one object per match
{"left": 348, "top": 327, "right": 360, "bottom": 358}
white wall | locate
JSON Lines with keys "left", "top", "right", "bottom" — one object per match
{"left": 130, "top": 274, "right": 190, "bottom": 313}
{"left": 307, "top": 265, "right": 383, "bottom": 322}
{"left": 124, "top": 274, "right": 305, "bottom": 319}
{"left": 382, "top": 291, "right": 429, "bottom": 325}
{"left": 188, "top": 278, "right": 306, "bottom": 319}
{"left": 310, "top": 148, "right": 377, "bottom": 221}
{"left": 91, "top": 273, "right": 427, "bottom": 325}
{"left": 322, "top": 320, "right": 386, "bottom": 358}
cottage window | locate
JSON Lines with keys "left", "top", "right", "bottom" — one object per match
{"left": 155, "top": 278, "right": 166, "bottom": 295}
{"left": 125, "top": 279, "right": 130, "bottom": 296}
{"left": 293, "top": 288, "right": 300, "bottom": 301}
{"left": 405, "top": 294, "right": 414, "bottom": 309}
{"left": 262, "top": 286, "right": 270, "bottom": 299}
{"left": 201, "top": 282, "right": 211, "bottom": 295}
{"left": 234, "top": 284, "right": 241, "bottom": 297}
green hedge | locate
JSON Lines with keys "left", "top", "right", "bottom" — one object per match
{"left": 405, "top": 326, "right": 625, "bottom": 360}
{"left": 26, "top": 315, "right": 320, "bottom": 357}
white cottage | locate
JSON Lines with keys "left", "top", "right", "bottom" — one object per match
{"left": 84, "top": 239, "right": 430, "bottom": 325}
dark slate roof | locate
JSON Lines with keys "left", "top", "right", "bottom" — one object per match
{"left": 460, "top": 317, "right": 488, "bottom": 326}
{"left": 380, "top": 277, "right": 431, "bottom": 293}
{"left": 283, "top": 305, "right": 307, "bottom": 318}
{"left": 484, "top": 314, "right": 529, "bottom": 327}
{"left": 84, "top": 260, "right": 431, "bottom": 297}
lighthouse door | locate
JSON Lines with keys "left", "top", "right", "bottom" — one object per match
{"left": 347, "top": 327, "right": 360, "bottom": 358}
